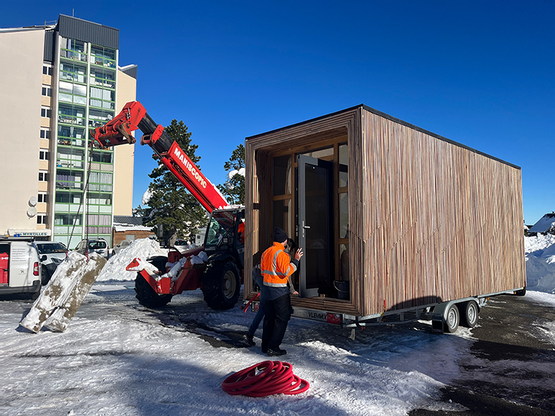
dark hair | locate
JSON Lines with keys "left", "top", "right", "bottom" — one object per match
{"left": 285, "top": 238, "right": 297, "bottom": 253}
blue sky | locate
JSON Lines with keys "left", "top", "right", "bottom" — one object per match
{"left": 3, "top": 0, "right": 554, "bottom": 224}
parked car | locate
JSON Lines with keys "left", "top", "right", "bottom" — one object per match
{"left": 174, "top": 239, "right": 190, "bottom": 248}
{"left": 0, "top": 237, "right": 42, "bottom": 299}
{"left": 35, "top": 241, "right": 68, "bottom": 285}
{"left": 75, "top": 238, "right": 110, "bottom": 259}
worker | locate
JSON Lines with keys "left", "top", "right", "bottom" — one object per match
{"left": 260, "top": 228, "right": 303, "bottom": 356}
{"left": 244, "top": 238, "right": 298, "bottom": 347}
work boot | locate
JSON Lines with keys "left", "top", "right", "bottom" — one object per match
{"left": 267, "top": 348, "right": 287, "bottom": 357}
{"left": 243, "top": 333, "right": 255, "bottom": 347}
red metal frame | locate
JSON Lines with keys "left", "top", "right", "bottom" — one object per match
{"left": 90, "top": 101, "right": 228, "bottom": 213}
{"left": 90, "top": 101, "right": 145, "bottom": 148}
{"left": 94, "top": 101, "right": 231, "bottom": 296}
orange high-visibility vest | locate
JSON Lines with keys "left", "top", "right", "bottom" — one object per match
{"left": 261, "top": 242, "right": 297, "bottom": 287}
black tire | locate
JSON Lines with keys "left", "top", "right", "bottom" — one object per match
{"left": 135, "top": 273, "right": 173, "bottom": 308}
{"left": 458, "top": 300, "right": 479, "bottom": 328}
{"left": 41, "top": 268, "right": 50, "bottom": 286}
{"left": 201, "top": 261, "right": 241, "bottom": 310}
{"left": 28, "top": 289, "right": 41, "bottom": 301}
{"left": 444, "top": 304, "right": 460, "bottom": 333}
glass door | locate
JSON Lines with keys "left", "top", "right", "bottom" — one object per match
{"left": 297, "top": 155, "right": 333, "bottom": 298}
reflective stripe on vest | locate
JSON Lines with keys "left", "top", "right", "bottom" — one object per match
{"left": 261, "top": 243, "right": 297, "bottom": 288}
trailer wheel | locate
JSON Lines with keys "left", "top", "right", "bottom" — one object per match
{"left": 135, "top": 273, "right": 173, "bottom": 308}
{"left": 202, "top": 261, "right": 240, "bottom": 310}
{"left": 458, "top": 300, "right": 479, "bottom": 328}
{"left": 444, "top": 304, "right": 460, "bottom": 333}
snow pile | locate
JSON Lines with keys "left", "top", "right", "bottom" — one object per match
{"left": 141, "top": 188, "right": 153, "bottom": 205}
{"left": 96, "top": 238, "right": 167, "bottom": 282}
{"left": 525, "top": 234, "right": 555, "bottom": 294}
{"left": 228, "top": 167, "right": 245, "bottom": 179}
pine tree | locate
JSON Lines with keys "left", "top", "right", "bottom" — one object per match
{"left": 139, "top": 120, "right": 207, "bottom": 245}
{"left": 218, "top": 144, "right": 245, "bottom": 205}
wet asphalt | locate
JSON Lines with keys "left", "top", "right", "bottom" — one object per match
{"left": 410, "top": 294, "right": 555, "bottom": 416}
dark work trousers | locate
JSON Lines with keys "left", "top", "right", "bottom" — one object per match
{"left": 261, "top": 294, "right": 292, "bottom": 352}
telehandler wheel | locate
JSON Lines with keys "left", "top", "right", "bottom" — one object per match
{"left": 444, "top": 304, "right": 460, "bottom": 333}
{"left": 458, "top": 300, "right": 479, "bottom": 328}
{"left": 201, "top": 261, "right": 241, "bottom": 310}
{"left": 135, "top": 273, "right": 173, "bottom": 308}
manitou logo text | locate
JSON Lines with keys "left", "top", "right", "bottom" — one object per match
{"left": 173, "top": 147, "right": 207, "bottom": 188}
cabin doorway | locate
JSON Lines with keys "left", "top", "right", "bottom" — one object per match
{"left": 267, "top": 137, "right": 349, "bottom": 301}
{"left": 297, "top": 155, "right": 333, "bottom": 297}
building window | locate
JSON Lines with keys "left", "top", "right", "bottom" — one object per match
{"left": 39, "top": 150, "right": 49, "bottom": 160}
{"left": 91, "top": 150, "right": 113, "bottom": 164}
{"left": 60, "top": 62, "right": 87, "bottom": 83}
{"left": 38, "top": 171, "right": 49, "bottom": 182}
{"left": 58, "top": 104, "right": 86, "bottom": 126}
{"left": 56, "top": 170, "right": 83, "bottom": 189}
{"left": 60, "top": 38, "right": 87, "bottom": 62}
{"left": 89, "top": 86, "right": 115, "bottom": 110}
{"left": 54, "top": 213, "right": 82, "bottom": 226}
{"left": 38, "top": 193, "right": 49, "bottom": 203}
{"left": 87, "top": 214, "right": 112, "bottom": 234}
{"left": 43, "top": 65, "right": 52, "bottom": 75}
{"left": 41, "top": 107, "right": 52, "bottom": 118}
{"left": 87, "top": 193, "right": 112, "bottom": 205}
{"left": 90, "top": 67, "right": 115, "bottom": 89}
{"left": 37, "top": 215, "right": 48, "bottom": 225}
{"left": 40, "top": 129, "right": 50, "bottom": 139}
{"left": 59, "top": 81, "right": 87, "bottom": 105}
{"left": 89, "top": 108, "right": 114, "bottom": 128}
{"left": 90, "top": 45, "right": 116, "bottom": 68}
{"left": 42, "top": 86, "right": 52, "bottom": 97}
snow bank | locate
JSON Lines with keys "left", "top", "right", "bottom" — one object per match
{"left": 96, "top": 239, "right": 167, "bottom": 282}
{"left": 525, "top": 234, "right": 555, "bottom": 294}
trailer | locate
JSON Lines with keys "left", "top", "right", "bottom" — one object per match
{"left": 244, "top": 104, "right": 526, "bottom": 333}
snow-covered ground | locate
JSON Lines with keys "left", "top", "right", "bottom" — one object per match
{"left": 1, "top": 236, "right": 554, "bottom": 415}
{"left": 525, "top": 233, "right": 555, "bottom": 294}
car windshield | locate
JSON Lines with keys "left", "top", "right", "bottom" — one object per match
{"left": 37, "top": 243, "right": 67, "bottom": 254}
{"left": 89, "top": 241, "right": 106, "bottom": 249}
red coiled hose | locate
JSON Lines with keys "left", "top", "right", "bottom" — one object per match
{"left": 222, "top": 361, "right": 310, "bottom": 397}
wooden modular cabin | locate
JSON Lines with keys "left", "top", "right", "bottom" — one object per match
{"left": 244, "top": 104, "right": 526, "bottom": 320}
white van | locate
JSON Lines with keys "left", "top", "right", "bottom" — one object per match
{"left": 0, "top": 238, "right": 42, "bottom": 299}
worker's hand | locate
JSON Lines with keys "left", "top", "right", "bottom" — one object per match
{"left": 295, "top": 248, "right": 303, "bottom": 261}
{"left": 292, "top": 291, "right": 299, "bottom": 296}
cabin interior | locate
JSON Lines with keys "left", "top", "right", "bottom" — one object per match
{"left": 251, "top": 127, "right": 351, "bottom": 302}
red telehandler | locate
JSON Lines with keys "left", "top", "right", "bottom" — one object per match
{"left": 90, "top": 101, "right": 245, "bottom": 310}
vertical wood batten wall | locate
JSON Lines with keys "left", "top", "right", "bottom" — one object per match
{"left": 362, "top": 109, "right": 526, "bottom": 316}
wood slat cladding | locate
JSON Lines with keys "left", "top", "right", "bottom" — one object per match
{"left": 361, "top": 109, "right": 525, "bottom": 316}
{"left": 244, "top": 105, "right": 526, "bottom": 318}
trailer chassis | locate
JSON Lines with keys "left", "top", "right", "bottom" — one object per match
{"left": 246, "top": 287, "right": 526, "bottom": 334}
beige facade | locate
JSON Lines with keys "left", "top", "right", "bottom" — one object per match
{"left": 0, "top": 17, "right": 136, "bottom": 244}
{"left": 0, "top": 28, "right": 49, "bottom": 238}
{"left": 113, "top": 69, "right": 137, "bottom": 216}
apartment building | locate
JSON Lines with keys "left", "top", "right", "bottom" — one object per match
{"left": 0, "top": 15, "right": 136, "bottom": 248}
